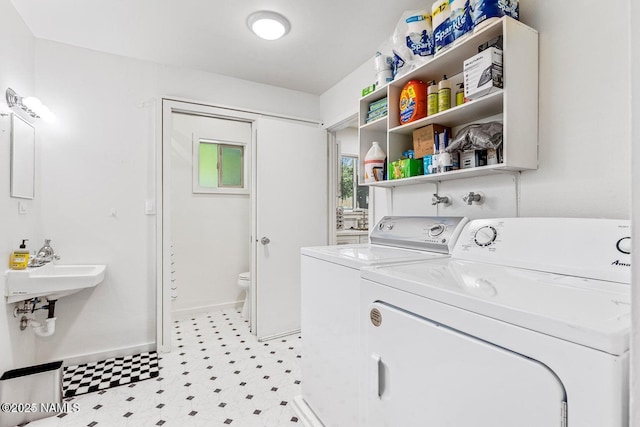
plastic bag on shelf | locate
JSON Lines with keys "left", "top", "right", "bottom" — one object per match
{"left": 375, "top": 10, "right": 435, "bottom": 81}
{"left": 392, "top": 10, "right": 434, "bottom": 78}
{"left": 374, "top": 42, "right": 395, "bottom": 86}
{"left": 447, "top": 121, "right": 503, "bottom": 152}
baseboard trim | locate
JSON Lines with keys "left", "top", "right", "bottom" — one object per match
{"left": 171, "top": 301, "right": 243, "bottom": 320}
{"left": 60, "top": 342, "right": 157, "bottom": 367}
{"left": 292, "top": 395, "right": 325, "bottom": 427}
{"left": 258, "top": 328, "right": 301, "bottom": 342}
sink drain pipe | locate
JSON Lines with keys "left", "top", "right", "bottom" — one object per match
{"left": 30, "top": 317, "right": 57, "bottom": 337}
{"left": 31, "top": 299, "right": 57, "bottom": 337}
{"left": 16, "top": 298, "right": 58, "bottom": 337}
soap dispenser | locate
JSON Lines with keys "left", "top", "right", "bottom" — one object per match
{"left": 10, "top": 239, "right": 29, "bottom": 270}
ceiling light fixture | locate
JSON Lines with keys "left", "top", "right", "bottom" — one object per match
{"left": 247, "top": 11, "right": 291, "bottom": 41}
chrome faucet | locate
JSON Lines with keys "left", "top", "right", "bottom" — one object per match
{"left": 463, "top": 192, "right": 483, "bottom": 205}
{"left": 432, "top": 194, "right": 451, "bottom": 206}
{"left": 28, "top": 239, "right": 60, "bottom": 267}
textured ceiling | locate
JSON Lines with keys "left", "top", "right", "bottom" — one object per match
{"left": 11, "top": 0, "right": 424, "bottom": 95}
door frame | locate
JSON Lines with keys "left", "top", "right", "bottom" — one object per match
{"left": 327, "top": 113, "right": 376, "bottom": 245}
{"left": 158, "top": 97, "right": 322, "bottom": 352}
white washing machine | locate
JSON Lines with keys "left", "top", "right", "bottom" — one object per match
{"left": 295, "top": 216, "right": 469, "bottom": 427}
{"left": 361, "top": 218, "right": 631, "bottom": 427}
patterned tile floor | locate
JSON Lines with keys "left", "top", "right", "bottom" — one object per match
{"left": 25, "top": 309, "right": 303, "bottom": 427}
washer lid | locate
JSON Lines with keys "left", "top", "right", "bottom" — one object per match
{"left": 362, "top": 258, "right": 631, "bottom": 355}
{"left": 302, "top": 244, "right": 448, "bottom": 269}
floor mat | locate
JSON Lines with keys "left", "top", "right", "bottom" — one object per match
{"left": 62, "top": 351, "right": 159, "bottom": 398}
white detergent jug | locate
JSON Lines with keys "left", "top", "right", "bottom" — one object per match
{"left": 364, "top": 141, "right": 386, "bottom": 183}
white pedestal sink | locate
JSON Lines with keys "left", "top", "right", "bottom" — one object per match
{"left": 4, "top": 264, "right": 106, "bottom": 303}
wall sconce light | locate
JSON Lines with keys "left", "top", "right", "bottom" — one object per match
{"left": 6, "top": 88, "right": 55, "bottom": 123}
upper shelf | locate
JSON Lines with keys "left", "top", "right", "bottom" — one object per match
{"left": 388, "top": 90, "right": 503, "bottom": 135}
{"left": 373, "top": 17, "right": 507, "bottom": 96}
{"left": 361, "top": 115, "right": 388, "bottom": 132}
{"left": 358, "top": 16, "right": 539, "bottom": 186}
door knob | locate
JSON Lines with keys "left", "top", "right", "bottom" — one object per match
{"left": 260, "top": 237, "right": 270, "bottom": 245}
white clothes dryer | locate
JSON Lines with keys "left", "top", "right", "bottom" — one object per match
{"left": 361, "top": 218, "right": 631, "bottom": 427}
{"left": 295, "top": 216, "right": 468, "bottom": 427}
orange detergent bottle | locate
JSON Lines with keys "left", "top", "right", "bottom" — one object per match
{"left": 399, "top": 80, "right": 427, "bottom": 125}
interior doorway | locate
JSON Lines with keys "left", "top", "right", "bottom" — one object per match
{"left": 158, "top": 99, "right": 328, "bottom": 351}
{"left": 328, "top": 114, "right": 371, "bottom": 245}
{"left": 169, "top": 112, "right": 252, "bottom": 318}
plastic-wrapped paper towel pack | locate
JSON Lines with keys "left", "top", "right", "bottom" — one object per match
{"left": 375, "top": 10, "right": 435, "bottom": 81}
{"left": 470, "top": 0, "right": 520, "bottom": 30}
{"left": 371, "top": 1, "right": 519, "bottom": 87}
{"left": 432, "top": 0, "right": 454, "bottom": 54}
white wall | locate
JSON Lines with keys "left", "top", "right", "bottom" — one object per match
{"left": 320, "top": 60, "right": 374, "bottom": 130}
{"left": 170, "top": 113, "right": 250, "bottom": 315}
{"left": 629, "top": 0, "right": 639, "bottom": 422}
{"left": 25, "top": 39, "right": 320, "bottom": 365}
{"left": 0, "top": 0, "right": 39, "bottom": 375}
{"left": 320, "top": 1, "right": 631, "bottom": 222}
{"left": 337, "top": 127, "right": 358, "bottom": 155}
{"left": 517, "top": 0, "right": 630, "bottom": 218}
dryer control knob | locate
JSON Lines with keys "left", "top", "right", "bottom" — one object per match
{"left": 616, "top": 237, "right": 631, "bottom": 254}
{"left": 429, "top": 224, "right": 445, "bottom": 237}
{"left": 474, "top": 226, "right": 497, "bottom": 247}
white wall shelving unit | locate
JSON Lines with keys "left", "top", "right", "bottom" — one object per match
{"left": 358, "top": 17, "right": 538, "bottom": 187}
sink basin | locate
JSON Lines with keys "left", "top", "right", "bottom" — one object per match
{"left": 5, "top": 264, "right": 106, "bottom": 303}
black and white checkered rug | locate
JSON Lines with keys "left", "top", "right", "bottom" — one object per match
{"left": 62, "top": 351, "right": 159, "bottom": 398}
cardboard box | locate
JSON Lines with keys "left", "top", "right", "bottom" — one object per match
{"left": 390, "top": 159, "right": 424, "bottom": 180}
{"left": 460, "top": 150, "right": 488, "bottom": 169}
{"left": 463, "top": 47, "right": 503, "bottom": 100}
{"left": 412, "top": 124, "right": 451, "bottom": 159}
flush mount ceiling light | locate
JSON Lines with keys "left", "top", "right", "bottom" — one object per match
{"left": 247, "top": 11, "right": 291, "bottom": 40}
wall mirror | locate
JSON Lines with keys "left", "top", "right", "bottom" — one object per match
{"left": 10, "top": 113, "right": 35, "bottom": 199}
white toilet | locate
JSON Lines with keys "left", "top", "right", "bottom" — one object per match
{"left": 238, "top": 272, "right": 251, "bottom": 318}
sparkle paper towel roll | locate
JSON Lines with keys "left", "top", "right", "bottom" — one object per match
{"left": 432, "top": 0, "right": 454, "bottom": 55}
{"left": 405, "top": 12, "right": 435, "bottom": 59}
{"left": 470, "top": 0, "right": 520, "bottom": 32}
{"left": 450, "top": 0, "right": 473, "bottom": 44}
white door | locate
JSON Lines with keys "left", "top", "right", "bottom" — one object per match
{"left": 254, "top": 117, "right": 327, "bottom": 340}
{"left": 366, "top": 302, "right": 567, "bottom": 427}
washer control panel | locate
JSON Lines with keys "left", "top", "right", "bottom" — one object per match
{"left": 370, "top": 216, "right": 469, "bottom": 254}
{"left": 453, "top": 218, "right": 631, "bottom": 284}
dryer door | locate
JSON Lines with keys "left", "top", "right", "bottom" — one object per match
{"left": 366, "top": 302, "right": 566, "bottom": 427}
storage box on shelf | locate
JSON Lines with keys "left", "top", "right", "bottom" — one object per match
{"left": 357, "top": 17, "right": 538, "bottom": 187}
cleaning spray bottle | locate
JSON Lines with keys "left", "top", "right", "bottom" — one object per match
{"left": 456, "top": 83, "right": 466, "bottom": 106}
{"left": 427, "top": 80, "right": 439, "bottom": 116}
{"left": 10, "top": 239, "right": 29, "bottom": 270}
{"left": 437, "top": 75, "right": 451, "bottom": 113}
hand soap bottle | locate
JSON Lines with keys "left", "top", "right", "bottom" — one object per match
{"left": 10, "top": 239, "right": 29, "bottom": 270}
